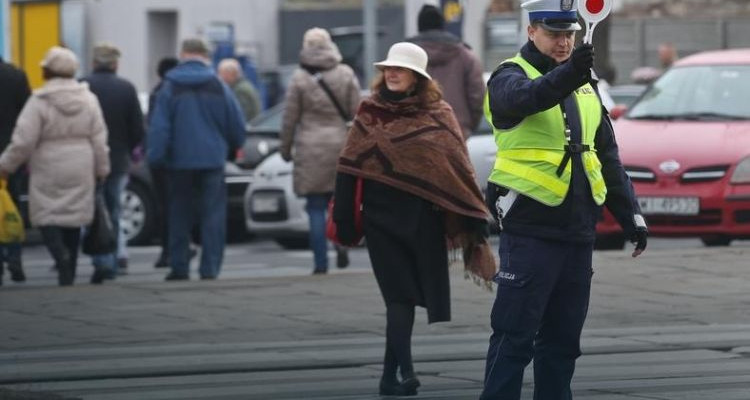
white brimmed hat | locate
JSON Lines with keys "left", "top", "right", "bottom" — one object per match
{"left": 374, "top": 42, "right": 431, "bottom": 80}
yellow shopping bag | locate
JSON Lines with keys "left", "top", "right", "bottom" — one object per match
{"left": 0, "top": 178, "right": 25, "bottom": 243}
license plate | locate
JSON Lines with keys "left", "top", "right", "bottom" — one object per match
{"left": 638, "top": 196, "right": 699, "bottom": 215}
{"left": 252, "top": 195, "right": 280, "bottom": 213}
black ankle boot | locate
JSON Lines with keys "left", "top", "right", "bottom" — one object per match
{"left": 397, "top": 377, "right": 420, "bottom": 396}
{"left": 90, "top": 267, "right": 107, "bottom": 284}
{"left": 8, "top": 260, "right": 25, "bottom": 282}
{"left": 58, "top": 265, "right": 74, "bottom": 286}
{"left": 58, "top": 257, "right": 75, "bottom": 286}
{"left": 379, "top": 376, "right": 420, "bottom": 396}
{"left": 379, "top": 378, "right": 399, "bottom": 396}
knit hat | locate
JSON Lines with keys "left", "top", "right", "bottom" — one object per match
{"left": 92, "top": 42, "right": 121, "bottom": 65}
{"left": 302, "top": 27, "right": 333, "bottom": 49}
{"left": 417, "top": 4, "right": 445, "bottom": 32}
{"left": 40, "top": 46, "right": 79, "bottom": 77}
{"left": 374, "top": 42, "right": 431, "bottom": 80}
{"left": 181, "top": 38, "right": 210, "bottom": 56}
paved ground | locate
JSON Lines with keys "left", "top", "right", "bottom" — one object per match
{"left": 1, "top": 239, "right": 750, "bottom": 399}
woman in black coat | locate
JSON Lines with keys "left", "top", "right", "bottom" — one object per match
{"left": 333, "top": 42, "right": 495, "bottom": 396}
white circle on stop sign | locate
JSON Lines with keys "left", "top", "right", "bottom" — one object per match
{"left": 579, "top": 0, "right": 613, "bottom": 23}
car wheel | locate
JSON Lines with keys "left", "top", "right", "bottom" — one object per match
{"left": 121, "top": 181, "right": 157, "bottom": 246}
{"left": 275, "top": 237, "right": 309, "bottom": 250}
{"left": 700, "top": 235, "right": 732, "bottom": 247}
{"left": 594, "top": 234, "right": 626, "bottom": 250}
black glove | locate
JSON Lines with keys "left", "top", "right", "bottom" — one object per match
{"left": 571, "top": 44, "right": 595, "bottom": 74}
{"left": 466, "top": 218, "right": 490, "bottom": 241}
{"left": 630, "top": 227, "right": 648, "bottom": 257}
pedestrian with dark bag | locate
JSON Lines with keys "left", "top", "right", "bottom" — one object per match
{"left": 333, "top": 42, "right": 496, "bottom": 396}
{"left": 279, "top": 27, "right": 362, "bottom": 275}
{"left": 82, "top": 192, "right": 117, "bottom": 258}
{"left": 0, "top": 47, "right": 110, "bottom": 286}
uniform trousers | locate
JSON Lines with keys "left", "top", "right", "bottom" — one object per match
{"left": 480, "top": 233, "right": 593, "bottom": 400}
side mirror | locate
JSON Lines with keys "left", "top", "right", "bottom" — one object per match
{"left": 610, "top": 104, "right": 628, "bottom": 120}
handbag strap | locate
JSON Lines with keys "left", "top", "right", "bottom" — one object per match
{"left": 311, "top": 72, "right": 350, "bottom": 123}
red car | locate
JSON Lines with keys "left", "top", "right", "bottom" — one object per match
{"left": 596, "top": 48, "right": 750, "bottom": 248}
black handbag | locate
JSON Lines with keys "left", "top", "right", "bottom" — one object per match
{"left": 82, "top": 193, "right": 117, "bottom": 256}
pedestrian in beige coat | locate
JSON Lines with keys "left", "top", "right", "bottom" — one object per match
{"left": 0, "top": 46, "right": 110, "bottom": 286}
{"left": 279, "top": 27, "right": 361, "bottom": 274}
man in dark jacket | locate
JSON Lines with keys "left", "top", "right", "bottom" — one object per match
{"left": 479, "top": 0, "right": 648, "bottom": 398}
{"left": 83, "top": 43, "right": 145, "bottom": 282}
{"left": 147, "top": 56, "right": 179, "bottom": 269}
{"left": 147, "top": 38, "right": 245, "bottom": 281}
{"left": 407, "top": 4, "right": 484, "bottom": 139}
{"left": 0, "top": 57, "right": 31, "bottom": 286}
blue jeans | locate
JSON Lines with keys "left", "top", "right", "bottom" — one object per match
{"left": 305, "top": 194, "right": 331, "bottom": 271}
{"left": 167, "top": 168, "right": 225, "bottom": 278}
{"left": 480, "top": 233, "right": 593, "bottom": 400}
{"left": 91, "top": 172, "right": 129, "bottom": 274}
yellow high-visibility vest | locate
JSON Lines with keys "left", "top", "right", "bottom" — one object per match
{"left": 484, "top": 55, "right": 606, "bottom": 206}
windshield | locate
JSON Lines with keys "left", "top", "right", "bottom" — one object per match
{"left": 628, "top": 65, "right": 750, "bottom": 120}
{"left": 248, "top": 104, "right": 284, "bottom": 131}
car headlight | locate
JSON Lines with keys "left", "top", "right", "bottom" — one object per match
{"left": 730, "top": 156, "right": 750, "bottom": 184}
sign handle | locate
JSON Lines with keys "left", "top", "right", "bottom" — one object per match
{"left": 584, "top": 21, "right": 599, "bottom": 44}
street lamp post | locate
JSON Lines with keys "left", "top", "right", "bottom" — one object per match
{"left": 363, "top": 0, "right": 377, "bottom": 86}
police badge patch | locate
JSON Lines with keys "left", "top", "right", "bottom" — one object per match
{"left": 560, "top": 0, "right": 574, "bottom": 11}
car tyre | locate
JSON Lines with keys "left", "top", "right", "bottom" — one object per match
{"left": 121, "top": 181, "right": 157, "bottom": 246}
{"left": 594, "top": 234, "right": 626, "bottom": 250}
{"left": 700, "top": 235, "right": 732, "bottom": 247}
{"left": 275, "top": 237, "right": 310, "bottom": 250}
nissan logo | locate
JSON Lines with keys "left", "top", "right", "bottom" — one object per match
{"left": 659, "top": 160, "right": 681, "bottom": 174}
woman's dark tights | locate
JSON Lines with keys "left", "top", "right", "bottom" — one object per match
{"left": 383, "top": 302, "right": 416, "bottom": 383}
{"left": 40, "top": 226, "right": 81, "bottom": 286}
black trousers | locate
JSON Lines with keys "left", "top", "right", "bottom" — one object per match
{"left": 40, "top": 226, "right": 81, "bottom": 285}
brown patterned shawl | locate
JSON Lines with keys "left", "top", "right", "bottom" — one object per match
{"left": 338, "top": 93, "right": 497, "bottom": 283}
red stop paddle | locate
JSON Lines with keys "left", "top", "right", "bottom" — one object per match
{"left": 579, "top": 0, "right": 613, "bottom": 44}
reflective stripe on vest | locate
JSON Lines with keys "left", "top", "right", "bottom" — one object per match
{"left": 484, "top": 54, "right": 606, "bottom": 206}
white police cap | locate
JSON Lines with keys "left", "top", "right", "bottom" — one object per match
{"left": 522, "top": 0, "right": 582, "bottom": 32}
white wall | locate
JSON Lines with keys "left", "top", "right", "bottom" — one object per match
{"left": 83, "top": 0, "right": 279, "bottom": 92}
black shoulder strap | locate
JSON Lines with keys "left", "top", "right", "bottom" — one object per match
{"left": 311, "top": 72, "right": 350, "bottom": 123}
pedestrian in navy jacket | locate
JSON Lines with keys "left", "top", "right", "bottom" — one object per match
{"left": 147, "top": 38, "right": 245, "bottom": 281}
{"left": 83, "top": 43, "right": 145, "bottom": 281}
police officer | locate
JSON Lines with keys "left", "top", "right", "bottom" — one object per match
{"left": 480, "top": 0, "right": 648, "bottom": 399}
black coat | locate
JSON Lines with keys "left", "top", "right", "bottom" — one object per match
{"left": 0, "top": 59, "right": 31, "bottom": 151}
{"left": 83, "top": 69, "right": 144, "bottom": 174}
{"left": 486, "top": 42, "right": 641, "bottom": 242}
{"left": 335, "top": 173, "right": 451, "bottom": 323}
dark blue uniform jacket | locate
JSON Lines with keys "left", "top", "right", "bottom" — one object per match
{"left": 487, "top": 41, "right": 641, "bottom": 243}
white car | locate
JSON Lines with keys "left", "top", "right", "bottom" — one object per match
{"left": 244, "top": 152, "right": 309, "bottom": 249}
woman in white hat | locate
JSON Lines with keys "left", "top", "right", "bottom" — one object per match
{"left": 332, "top": 42, "right": 495, "bottom": 396}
